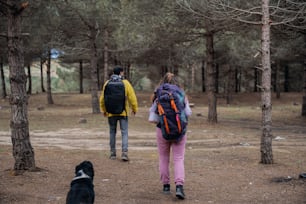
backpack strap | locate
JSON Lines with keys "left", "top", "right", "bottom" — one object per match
{"left": 157, "top": 102, "right": 170, "bottom": 134}
{"left": 169, "top": 94, "right": 182, "bottom": 134}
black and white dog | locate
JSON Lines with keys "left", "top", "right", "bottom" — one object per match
{"left": 66, "top": 160, "right": 95, "bottom": 204}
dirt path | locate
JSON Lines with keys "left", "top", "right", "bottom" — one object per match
{"left": 1, "top": 93, "right": 306, "bottom": 204}
{"left": 0, "top": 128, "right": 234, "bottom": 151}
{"left": 1, "top": 116, "right": 305, "bottom": 151}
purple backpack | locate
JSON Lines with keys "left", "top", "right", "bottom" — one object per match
{"left": 155, "top": 83, "right": 188, "bottom": 141}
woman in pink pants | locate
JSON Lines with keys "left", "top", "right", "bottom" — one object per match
{"left": 149, "top": 72, "right": 192, "bottom": 200}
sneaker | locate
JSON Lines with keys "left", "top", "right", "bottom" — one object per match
{"left": 121, "top": 152, "right": 129, "bottom": 161}
{"left": 176, "top": 185, "right": 185, "bottom": 200}
{"left": 109, "top": 152, "right": 116, "bottom": 160}
{"left": 163, "top": 184, "right": 170, "bottom": 194}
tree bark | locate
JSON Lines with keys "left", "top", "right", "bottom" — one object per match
{"left": 97, "top": 62, "right": 100, "bottom": 88}
{"left": 205, "top": 32, "right": 217, "bottom": 123}
{"left": 225, "top": 64, "right": 233, "bottom": 105}
{"left": 284, "top": 65, "right": 289, "bottom": 92}
{"left": 161, "top": 65, "right": 168, "bottom": 77}
{"left": 275, "top": 60, "right": 281, "bottom": 99}
{"left": 191, "top": 63, "right": 195, "bottom": 92}
{"left": 89, "top": 25, "right": 100, "bottom": 114}
{"left": 7, "top": 1, "right": 35, "bottom": 171}
{"left": 79, "top": 60, "right": 83, "bottom": 94}
{"left": 126, "top": 61, "right": 131, "bottom": 80}
{"left": 40, "top": 57, "right": 45, "bottom": 92}
{"left": 254, "top": 68, "right": 259, "bottom": 92}
{"left": 235, "top": 67, "right": 241, "bottom": 93}
{"left": 103, "top": 29, "right": 109, "bottom": 83}
{"left": 260, "top": 0, "right": 273, "bottom": 164}
{"left": 202, "top": 60, "right": 205, "bottom": 92}
{"left": 0, "top": 58, "right": 7, "bottom": 98}
{"left": 46, "top": 49, "right": 54, "bottom": 104}
{"left": 26, "top": 64, "right": 31, "bottom": 95}
{"left": 302, "top": 61, "right": 306, "bottom": 117}
{"left": 215, "top": 63, "right": 219, "bottom": 94}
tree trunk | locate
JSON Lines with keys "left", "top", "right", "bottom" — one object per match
{"left": 97, "top": 63, "right": 100, "bottom": 88}
{"left": 79, "top": 60, "right": 83, "bottom": 94}
{"left": 284, "top": 65, "right": 289, "bottom": 92}
{"left": 0, "top": 58, "right": 7, "bottom": 98}
{"left": 124, "top": 61, "right": 131, "bottom": 80}
{"left": 7, "top": 2, "right": 35, "bottom": 171}
{"left": 191, "top": 63, "right": 195, "bottom": 92}
{"left": 40, "top": 57, "right": 45, "bottom": 92}
{"left": 235, "top": 67, "right": 241, "bottom": 93}
{"left": 225, "top": 64, "right": 233, "bottom": 104}
{"left": 89, "top": 26, "right": 100, "bottom": 114}
{"left": 303, "top": 96, "right": 306, "bottom": 117}
{"left": 260, "top": 0, "right": 273, "bottom": 164}
{"left": 161, "top": 65, "right": 168, "bottom": 77}
{"left": 275, "top": 60, "right": 281, "bottom": 99}
{"left": 173, "top": 65, "right": 179, "bottom": 76}
{"left": 215, "top": 63, "right": 219, "bottom": 94}
{"left": 254, "top": 68, "right": 259, "bottom": 92}
{"left": 103, "top": 29, "right": 109, "bottom": 83}
{"left": 302, "top": 61, "right": 306, "bottom": 117}
{"left": 26, "top": 64, "right": 32, "bottom": 95}
{"left": 202, "top": 60, "right": 205, "bottom": 92}
{"left": 46, "top": 49, "right": 54, "bottom": 104}
{"left": 205, "top": 32, "right": 217, "bottom": 123}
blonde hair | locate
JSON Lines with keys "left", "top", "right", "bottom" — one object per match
{"left": 151, "top": 72, "right": 181, "bottom": 102}
{"left": 159, "top": 72, "right": 180, "bottom": 87}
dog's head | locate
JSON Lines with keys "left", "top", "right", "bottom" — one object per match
{"left": 75, "top": 160, "right": 94, "bottom": 180}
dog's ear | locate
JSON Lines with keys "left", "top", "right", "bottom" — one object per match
{"left": 90, "top": 166, "right": 94, "bottom": 179}
{"left": 84, "top": 160, "right": 93, "bottom": 167}
{"left": 75, "top": 163, "right": 81, "bottom": 174}
{"left": 84, "top": 161, "right": 94, "bottom": 179}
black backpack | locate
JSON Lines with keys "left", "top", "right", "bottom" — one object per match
{"left": 155, "top": 83, "right": 188, "bottom": 141}
{"left": 104, "top": 75, "right": 125, "bottom": 114}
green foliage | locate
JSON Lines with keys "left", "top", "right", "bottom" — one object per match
{"left": 53, "top": 67, "right": 79, "bottom": 92}
{"left": 129, "top": 67, "right": 152, "bottom": 91}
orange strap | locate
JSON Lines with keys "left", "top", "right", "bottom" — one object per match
{"left": 170, "top": 98, "right": 182, "bottom": 133}
{"left": 157, "top": 103, "right": 170, "bottom": 134}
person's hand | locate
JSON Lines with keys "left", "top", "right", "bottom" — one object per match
{"left": 132, "top": 111, "right": 136, "bottom": 116}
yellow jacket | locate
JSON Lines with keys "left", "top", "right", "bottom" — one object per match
{"left": 99, "top": 79, "right": 138, "bottom": 117}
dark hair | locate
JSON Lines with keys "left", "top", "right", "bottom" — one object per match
{"left": 113, "top": 66, "right": 123, "bottom": 75}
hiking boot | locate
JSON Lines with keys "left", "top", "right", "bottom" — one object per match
{"left": 163, "top": 184, "right": 170, "bottom": 194}
{"left": 109, "top": 152, "right": 116, "bottom": 160}
{"left": 176, "top": 185, "right": 185, "bottom": 200}
{"left": 121, "top": 152, "right": 129, "bottom": 161}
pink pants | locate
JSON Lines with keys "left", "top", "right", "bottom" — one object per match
{"left": 156, "top": 127, "right": 186, "bottom": 186}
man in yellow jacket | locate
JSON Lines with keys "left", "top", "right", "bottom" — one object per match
{"left": 99, "top": 66, "right": 138, "bottom": 161}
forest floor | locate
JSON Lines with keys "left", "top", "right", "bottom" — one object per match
{"left": 0, "top": 92, "right": 306, "bottom": 204}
